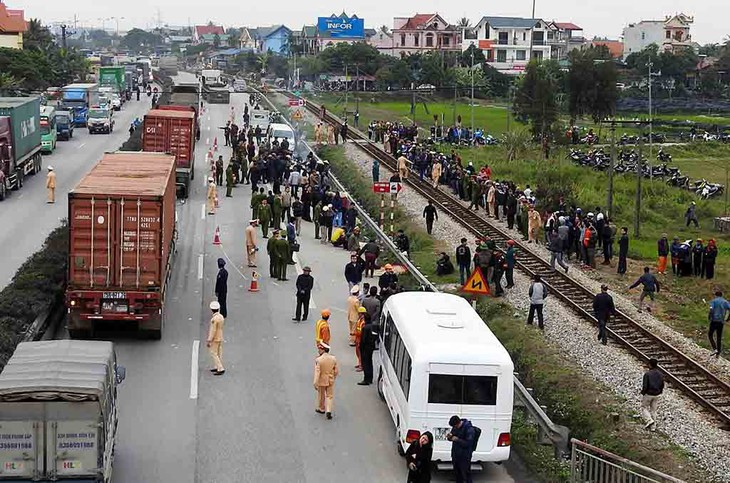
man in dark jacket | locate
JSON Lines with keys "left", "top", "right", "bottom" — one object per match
{"left": 670, "top": 236, "right": 681, "bottom": 276}
{"left": 641, "top": 358, "right": 664, "bottom": 431}
{"left": 617, "top": 227, "right": 629, "bottom": 275}
{"left": 293, "top": 266, "right": 314, "bottom": 321}
{"left": 378, "top": 264, "right": 398, "bottom": 290}
{"left": 447, "top": 415, "right": 476, "bottom": 483}
{"left": 657, "top": 234, "right": 669, "bottom": 275}
{"left": 455, "top": 238, "right": 471, "bottom": 286}
{"left": 505, "top": 190, "right": 517, "bottom": 230}
{"left": 628, "top": 267, "right": 660, "bottom": 313}
{"left": 423, "top": 201, "right": 438, "bottom": 235}
{"left": 359, "top": 239, "right": 381, "bottom": 278}
{"left": 592, "top": 284, "right": 615, "bottom": 345}
{"left": 344, "top": 254, "right": 365, "bottom": 290}
{"left": 362, "top": 286, "right": 382, "bottom": 324}
{"left": 357, "top": 316, "right": 377, "bottom": 385}
{"left": 395, "top": 229, "right": 410, "bottom": 258}
{"left": 215, "top": 258, "right": 228, "bottom": 318}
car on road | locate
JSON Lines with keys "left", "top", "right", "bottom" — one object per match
{"left": 87, "top": 106, "right": 114, "bottom": 134}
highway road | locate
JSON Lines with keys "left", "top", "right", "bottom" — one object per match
{"left": 0, "top": 96, "right": 155, "bottom": 289}
{"left": 107, "top": 84, "right": 533, "bottom": 482}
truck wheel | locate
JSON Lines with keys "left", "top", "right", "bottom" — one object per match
{"left": 0, "top": 181, "right": 6, "bottom": 201}
{"left": 377, "top": 370, "right": 385, "bottom": 402}
{"left": 70, "top": 130, "right": 73, "bottom": 139}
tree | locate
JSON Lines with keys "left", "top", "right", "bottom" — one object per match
{"left": 419, "top": 52, "right": 452, "bottom": 87}
{"left": 122, "top": 28, "right": 163, "bottom": 52}
{"left": 379, "top": 25, "right": 390, "bottom": 35}
{"left": 213, "top": 34, "right": 221, "bottom": 48}
{"left": 257, "top": 51, "right": 270, "bottom": 73}
{"left": 457, "top": 17, "right": 471, "bottom": 29}
{"left": 461, "top": 44, "right": 486, "bottom": 67}
{"left": 568, "top": 46, "right": 617, "bottom": 123}
{"left": 23, "top": 19, "right": 54, "bottom": 52}
{"left": 513, "top": 60, "right": 562, "bottom": 137}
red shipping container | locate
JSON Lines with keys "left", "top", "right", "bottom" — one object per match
{"left": 142, "top": 109, "right": 195, "bottom": 171}
{"left": 66, "top": 152, "right": 177, "bottom": 339}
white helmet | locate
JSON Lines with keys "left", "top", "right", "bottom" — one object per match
{"left": 596, "top": 213, "right": 604, "bottom": 221}
{"left": 587, "top": 212, "right": 595, "bottom": 218}
{"left": 558, "top": 216, "right": 566, "bottom": 225}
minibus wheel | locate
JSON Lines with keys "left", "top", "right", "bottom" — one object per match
{"left": 377, "top": 370, "right": 385, "bottom": 402}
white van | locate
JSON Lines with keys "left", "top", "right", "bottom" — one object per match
{"left": 250, "top": 109, "right": 270, "bottom": 131}
{"left": 377, "top": 292, "right": 514, "bottom": 466}
{"left": 267, "top": 122, "right": 296, "bottom": 149}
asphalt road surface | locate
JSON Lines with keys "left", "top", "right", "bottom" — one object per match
{"left": 0, "top": 96, "right": 155, "bottom": 289}
{"left": 59, "top": 81, "right": 533, "bottom": 482}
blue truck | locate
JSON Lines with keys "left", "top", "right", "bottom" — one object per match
{"left": 61, "top": 83, "right": 100, "bottom": 127}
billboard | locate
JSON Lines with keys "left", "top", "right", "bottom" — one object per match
{"left": 317, "top": 16, "right": 365, "bottom": 38}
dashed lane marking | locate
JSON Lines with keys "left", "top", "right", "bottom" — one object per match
{"left": 190, "top": 340, "right": 200, "bottom": 399}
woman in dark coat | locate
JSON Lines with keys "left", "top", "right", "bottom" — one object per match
{"left": 405, "top": 431, "right": 433, "bottom": 483}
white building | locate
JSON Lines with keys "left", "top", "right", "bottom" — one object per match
{"left": 464, "top": 16, "right": 551, "bottom": 75}
{"left": 622, "top": 13, "right": 695, "bottom": 58}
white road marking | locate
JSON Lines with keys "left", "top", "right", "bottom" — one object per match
{"left": 206, "top": 138, "right": 209, "bottom": 145}
{"left": 201, "top": 203, "right": 206, "bottom": 220}
{"left": 197, "top": 254, "right": 203, "bottom": 280}
{"left": 190, "top": 340, "right": 200, "bottom": 399}
{"left": 77, "top": 143, "right": 86, "bottom": 149}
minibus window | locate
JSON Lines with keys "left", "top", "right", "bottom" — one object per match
{"left": 428, "top": 375, "right": 498, "bottom": 405}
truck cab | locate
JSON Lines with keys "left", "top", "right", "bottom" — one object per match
{"left": 0, "top": 340, "right": 125, "bottom": 483}
{"left": 55, "top": 110, "right": 75, "bottom": 140}
{"left": 87, "top": 107, "right": 114, "bottom": 134}
{"left": 61, "top": 84, "right": 100, "bottom": 127}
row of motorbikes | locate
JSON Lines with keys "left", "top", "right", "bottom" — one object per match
{"left": 567, "top": 148, "right": 725, "bottom": 199}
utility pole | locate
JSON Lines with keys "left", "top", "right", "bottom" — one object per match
{"left": 648, "top": 62, "right": 653, "bottom": 161}
{"left": 470, "top": 49, "right": 475, "bottom": 137}
{"left": 60, "top": 25, "right": 68, "bottom": 49}
{"left": 528, "top": 0, "right": 536, "bottom": 61}
{"left": 452, "top": 84, "right": 457, "bottom": 126}
{"left": 344, "top": 63, "right": 348, "bottom": 120}
{"left": 634, "top": 128, "right": 644, "bottom": 238}
{"left": 607, "top": 120, "right": 616, "bottom": 218}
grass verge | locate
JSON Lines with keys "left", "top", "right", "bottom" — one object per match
{"left": 478, "top": 298, "right": 709, "bottom": 482}
{"left": 0, "top": 222, "right": 68, "bottom": 369}
{"left": 317, "top": 145, "right": 459, "bottom": 287}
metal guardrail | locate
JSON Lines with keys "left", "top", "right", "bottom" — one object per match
{"left": 252, "top": 87, "right": 572, "bottom": 460}
{"left": 570, "top": 439, "right": 686, "bottom": 483}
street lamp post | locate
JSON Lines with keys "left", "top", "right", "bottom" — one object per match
{"left": 647, "top": 61, "right": 661, "bottom": 160}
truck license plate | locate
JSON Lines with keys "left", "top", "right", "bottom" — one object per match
{"left": 103, "top": 291, "right": 126, "bottom": 299}
{"left": 101, "top": 302, "right": 128, "bottom": 313}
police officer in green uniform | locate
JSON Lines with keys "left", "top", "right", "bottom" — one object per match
{"left": 225, "top": 164, "right": 234, "bottom": 198}
{"left": 272, "top": 194, "right": 284, "bottom": 230}
{"left": 251, "top": 187, "right": 265, "bottom": 220}
{"left": 313, "top": 201, "right": 322, "bottom": 239}
{"left": 258, "top": 199, "right": 271, "bottom": 238}
{"left": 267, "top": 230, "right": 280, "bottom": 278}
{"left": 274, "top": 235, "right": 290, "bottom": 281}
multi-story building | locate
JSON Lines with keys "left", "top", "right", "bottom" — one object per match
{"left": 250, "top": 25, "right": 292, "bottom": 55}
{"left": 0, "top": 1, "right": 27, "bottom": 50}
{"left": 464, "top": 16, "right": 551, "bottom": 74}
{"left": 368, "top": 26, "right": 394, "bottom": 56}
{"left": 546, "top": 21, "right": 586, "bottom": 60}
{"left": 622, "top": 13, "right": 695, "bottom": 58}
{"left": 391, "top": 13, "right": 461, "bottom": 57}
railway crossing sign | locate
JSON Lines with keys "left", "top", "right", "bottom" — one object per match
{"left": 372, "top": 181, "right": 402, "bottom": 194}
{"left": 292, "top": 109, "right": 304, "bottom": 121}
{"left": 461, "top": 267, "right": 491, "bottom": 295}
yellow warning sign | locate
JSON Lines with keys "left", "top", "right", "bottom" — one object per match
{"left": 292, "top": 109, "right": 304, "bottom": 121}
{"left": 461, "top": 267, "right": 491, "bottom": 295}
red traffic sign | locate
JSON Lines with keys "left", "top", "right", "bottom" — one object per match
{"left": 288, "top": 98, "right": 305, "bottom": 107}
{"left": 373, "top": 181, "right": 390, "bottom": 194}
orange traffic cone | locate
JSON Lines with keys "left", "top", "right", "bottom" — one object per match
{"left": 213, "top": 226, "right": 221, "bottom": 246}
{"left": 248, "top": 271, "right": 260, "bottom": 292}
{"left": 213, "top": 137, "right": 218, "bottom": 152}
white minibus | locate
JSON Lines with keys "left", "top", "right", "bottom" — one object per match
{"left": 267, "top": 122, "right": 296, "bottom": 149}
{"left": 377, "top": 292, "right": 514, "bottom": 467}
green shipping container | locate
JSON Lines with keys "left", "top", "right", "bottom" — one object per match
{"left": 99, "top": 66, "right": 126, "bottom": 91}
{"left": 0, "top": 97, "right": 42, "bottom": 164}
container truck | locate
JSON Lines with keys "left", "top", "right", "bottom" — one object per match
{"left": 39, "top": 105, "right": 57, "bottom": 154}
{"left": 0, "top": 340, "right": 125, "bottom": 483}
{"left": 61, "top": 83, "right": 99, "bottom": 127}
{"left": 142, "top": 109, "right": 196, "bottom": 198}
{"left": 158, "top": 55, "right": 178, "bottom": 75}
{"left": 0, "top": 97, "right": 43, "bottom": 201}
{"left": 65, "top": 152, "right": 177, "bottom": 339}
{"left": 98, "top": 66, "right": 126, "bottom": 106}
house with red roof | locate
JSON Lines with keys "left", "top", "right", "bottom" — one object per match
{"left": 193, "top": 24, "right": 225, "bottom": 44}
{"left": 591, "top": 39, "right": 624, "bottom": 59}
{"left": 391, "top": 13, "right": 461, "bottom": 57}
{"left": 546, "top": 21, "right": 586, "bottom": 60}
{"left": 0, "top": 1, "right": 28, "bottom": 49}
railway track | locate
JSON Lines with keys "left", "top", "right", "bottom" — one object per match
{"left": 282, "top": 91, "right": 730, "bottom": 428}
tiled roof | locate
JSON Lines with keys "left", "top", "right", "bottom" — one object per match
{"left": 195, "top": 25, "right": 224, "bottom": 37}
{"left": 403, "top": 14, "right": 435, "bottom": 29}
{"left": 554, "top": 22, "right": 581, "bottom": 30}
{"left": 302, "top": 25, "right": 316, "bottom": 37}
{"left": 0, "top": 3, "right": 27, "bottom": 34}
{"left": 481, "top": 16, "right": 542, "bottom": 29}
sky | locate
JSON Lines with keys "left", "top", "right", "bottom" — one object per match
{"left": 14, "top": 0, "right": 730, "bottom": 45}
